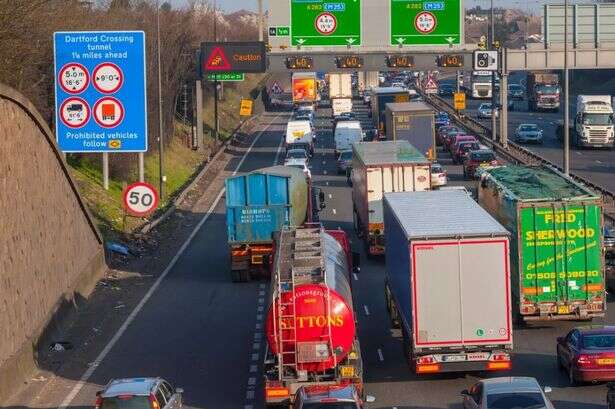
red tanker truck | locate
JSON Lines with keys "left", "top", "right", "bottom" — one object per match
{"left": 264, "top": 226, "right": 363, "bottom": 407}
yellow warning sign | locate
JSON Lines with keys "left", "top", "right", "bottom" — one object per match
{"left": 454, "top": 92, "right": 466, "bottom": 110}
{"left": 240, "top": 99, "right": 253, "bottom": 116}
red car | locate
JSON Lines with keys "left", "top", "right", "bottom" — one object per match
{"left": 557, "top": 326, "right": 615, "bottom": 384}
{"left": 441, "top": 128, "right": 465, "bottom": 149}
{"left": 452, "top": 141, "right": 480, "bottom": 164}
{"left": 463, "top": 149, "right": 498, "bottom": 179}
{"left": 447, "top": 134, "right": 477, "bottom": 153}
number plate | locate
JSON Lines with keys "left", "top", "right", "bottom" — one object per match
{"left": 467, "top": 352, "right": 490, "bottom": 361}
{"left": 558, "top": 305, "right": 570, "bottom": 314}
{"left": 442, "top": 354, "right": 466, "bottom": 362}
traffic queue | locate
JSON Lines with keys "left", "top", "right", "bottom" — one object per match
{"left": 217, "top": 70, "right": 615, "bottom": 408}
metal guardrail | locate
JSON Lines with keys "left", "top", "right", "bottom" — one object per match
{"left": 424, "top": 93, "right": 615, "bottom": 225}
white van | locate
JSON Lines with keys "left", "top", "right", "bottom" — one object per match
{"left": 285, "top": 120, "right": 315, "bottom": 155}
{"left": 334, "top": 121, "right": 363, "bottom": 156}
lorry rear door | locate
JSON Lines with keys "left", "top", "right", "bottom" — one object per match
{"left": 519, "top": 204, "right": 603, "bottom": 307}
{"left": 367, "top": 167, "right": 384, "bottom": 223}
{"left": 412, "top": 239, "right": 511, "bottom": 348}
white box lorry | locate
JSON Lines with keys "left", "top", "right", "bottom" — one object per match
{"left": 351, "top": 141, "right": 430, "bottom": 256}
{"left": 384, "top": 189, "right": 513, "bottom": 374}
{"left": 330, "top": 73, "right": 353, "bottom": 117}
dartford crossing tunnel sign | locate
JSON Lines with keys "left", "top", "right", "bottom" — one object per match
{"left": 53, "top": 31, "right": 147, "bottom": 152}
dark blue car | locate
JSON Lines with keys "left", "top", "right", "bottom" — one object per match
{"left": 435, "top": 112, "right": 450, "bottom": 129}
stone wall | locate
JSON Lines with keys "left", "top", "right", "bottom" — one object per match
{"left": 0, "top": 84, "right": 106, "bottom": 400}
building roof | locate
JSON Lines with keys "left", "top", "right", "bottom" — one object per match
{"left": 385, "top": 190, "right": 509, "bottom": 239}
{"left": 352, "top": 141, "right": 428, "bottom": 165}
{"left": 482, "top": 165, "right": 599, "bottom": 201}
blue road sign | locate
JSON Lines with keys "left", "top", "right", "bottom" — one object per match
{"left": 53, "top": 31, "right": 147, "bottom": 152}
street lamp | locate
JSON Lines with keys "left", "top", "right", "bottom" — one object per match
{"left": 563, "top": 0, "right": 570, "bottom": 175}
{"left": 156, "top": 0, "right": 165, "bottom": 198}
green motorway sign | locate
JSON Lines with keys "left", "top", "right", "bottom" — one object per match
{"left": 206, "top": 73, "right": 245, "bottom": 81}
{"left": 291, "top": 0, "right": 361, "bottom": 47}
{"left": 390, "top": 0, "right": 462, "bottom": 46}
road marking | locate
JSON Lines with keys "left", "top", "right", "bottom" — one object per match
{"left": 254, "top": 332, "right": 262, "bottom": 340}
{"left": 597, "top": 160, "right": 603, "bottom": 164}
{"left": 248, "top": 377, "right": 256, "bottom": 386}
{"left": 246, "top": 390, "right": 255, "bottom": 400}
{"left": 363, "top": 305, "right": 370, "bottom": 316}
{"left": 257, "top": 306, "right": 264, "bottom": 312}
{"left": 255, "top": 323, "right": 262, "bottom": 330}
{"left": 326, "top": 181, "right": 330, "bottom": 186}
{"left": 324, "top": 170, "right": 328, "bottom": 175}
{"left": 256, "top": 314, "right": 263, "bottom": 321}
{"left": 245, "top": 405, "right": 253, "bottom": 409}
{"left": 259, "top": 283, "right": 266, "bottom": 289}
{"left": 258, "top": 290, "right": 265, "bottom": 296}
{"left": 56, "top": 113, "right": 282, "bottom": 409}
{"left": 576, "top": 151, "right": 583, "bottom": 156}
{"left": 253, "top": 342, "right": 261, "bottom": 350}
{"left": 377, "top": 349, "right": 384, "bottom": 362}
{"left": 273, "top": 130, "right": 285, "bottom": 165}
{"left": 258, "top": 298, "right": 264, "bottom": 305}
{"left": 251, "top": 353, "right": 260, "bottom": 361}
{"left": 332, "top": 208, "right": 337, "bottom": 215}
{"left": 353, "top": 273, "right": 359, "bottom": 281}
{"left": 328, "top": 194, "right": 333, "bottom": 199}
{"left": 250, "top": 364, "right": 258, "bottom": 373}
{"left": 322, "top": 160, "right": 326, "bottom": 165}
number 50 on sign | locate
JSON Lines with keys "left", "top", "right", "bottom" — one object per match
{"left": 123, "top": 182, "right": 159, "bottom": 217}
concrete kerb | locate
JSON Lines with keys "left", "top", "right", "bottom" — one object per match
{"left": 140, "top": 114, "right": 260, "bottom": 235}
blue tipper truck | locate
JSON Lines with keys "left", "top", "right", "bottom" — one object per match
{"left": 225, "top": 165, "right": 324, "bottom": 282}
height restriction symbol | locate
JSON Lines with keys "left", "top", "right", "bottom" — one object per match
{"left": 315, "top": 12, "right": 337, "bottom": 35}
{"left": 59, "top": 63, "right": 89, "bottom": 94}
{"left": 415, "top": 11, "right": 437, "bottom": 34}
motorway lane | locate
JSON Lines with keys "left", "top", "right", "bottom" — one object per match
{"left": 441, "top": 72, "right": 615, "bottom": 193}
{"left": 50, "top": 113, "right": 289, "bottom": 409}
{"left": 313, "top": 100, "right": 612, "bottom": 408}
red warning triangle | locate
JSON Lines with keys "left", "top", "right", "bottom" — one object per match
{"left": 424, "top": 78, "right": 438, "bottom": 89}
{"left": 204, "top": 47, "right": 232, "bottom": 71}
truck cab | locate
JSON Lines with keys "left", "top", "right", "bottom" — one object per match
{"left": 574, "top": 95, "right": 615, "bottom": 148}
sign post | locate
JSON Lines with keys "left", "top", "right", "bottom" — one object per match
{"left": 240, "top": 99, "right": 254, "bottom": 117}
{"left": 454, "top": 92, "right": 466, "bottom": 110}
{"left": 123, "top": 182, "right": 159, "bottom": 217}
{"left": 290, "top": 0, "right": 362, "bottom": 47}
{"left": 390, "top": 0, "right": 462, "bottom": 46}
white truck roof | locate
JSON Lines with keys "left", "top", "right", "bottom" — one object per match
{"left": 577, "top": 95, "right": 613, "bottom": 113}
{"left": 285, "top": 120, "right": 313, "bottom": 144}
{"left": 335, "top": 121, "right": 362, "bottom": 130}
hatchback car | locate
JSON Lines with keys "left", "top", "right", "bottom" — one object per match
{"left": 452, "top": 141, "right": 481, "bottom": 164}
{"left": 435, "top": 112, "right": 451, "bottom": 129}
{"left": 508, "top": 83, "right": 525, "bottom": 100}
{"left": 285, "top": 148, "right": 309, "bottom": 166}
{"left": 477, "top": 103, "right": 498, "bottom": 119}
{"left": 557, "top": 326, "right": 615, "bottom": 384}
{"left": 447, "top": 134, "right": 477, "bottom": 153}
{"left": 463, "top": 149, "right": 498, "bottom": 179}
{"left": 438, "top": 84, "right": 455, "bottom": 97}
{"left": 430, "top": 163, "right": 447, "bottom": 187}
{"left": 515, "top": 124, "right": 543, "bottom": 144}
{"left": 437, "top": 125, "right": 461, "bottom": 145}
{"left": 462, "top": 377, "right": 554, "bottom": 409}
{"left": 95, "top": 378, "right": 183, "bottom": 409}
{"left": 293, "top": 385, "right": 374, "bottom": 408}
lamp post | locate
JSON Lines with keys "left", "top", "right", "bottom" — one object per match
{"left": 156, "top": 0, "right": 165, "bottom": 198}
{"left": 490, "top": 0, "right": 497, "bottom": 142}
{"left": 563, "top": 0, "right": 570, "bottom": 175}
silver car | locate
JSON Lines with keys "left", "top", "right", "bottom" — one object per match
{"left": 477, "top": 103, "right": 498, "bottom": 119}
{"left": 96, "top": 378, "right": 183, "bottom": 409}
{"left": 462, "top": 377, "right": 554, "bottom": 409}
{"left": 515, "top": 123, "right": 543, "bottom": 144}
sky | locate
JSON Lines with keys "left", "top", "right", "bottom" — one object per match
{"left": 170, "top": 0, "right": 258, "bottom": 12}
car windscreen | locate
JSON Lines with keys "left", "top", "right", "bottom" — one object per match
{"left": 287, "top": 150, "right": 306, "bottom": 159}
{"left": 471, "top": 152, "right": 495, "bottom": 162}
{"left": 486, "top": 392, "right": 546, "bottom": 409}
{"left": 480, "top": 104, "right": 492, "bottom": 110}
{"left": 582, "top": 334, "right": 615, "bottom": 349}
{"left": 100, "top": 396, "right": 150, "bottom": 409}
{"left": 460, "top": 143, "right": 479, "bottom": 152}
{"left": 302, "top": 403, "right": 358, "bottom": 409}
{"left": 582, "top": 113, "right": 614, "bottom": 126}
{"left": 431, "top": 164, "right": 443, "bottom": 173}
{"left": 520, "top": 125, "right": 538, "bottom": 132}
{"left": 536, "top": 84, "right": 559, "bottom": 94}
{"left": 340, "top": 151, "right": 353, "bottom": 160}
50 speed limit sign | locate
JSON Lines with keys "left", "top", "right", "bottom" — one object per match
{"left": 123, "top": 182, "right": 159, "bottom": 217}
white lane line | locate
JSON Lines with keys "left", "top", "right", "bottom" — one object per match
{"left": 257, "top": 306, "right": 264, "bottom": 312}
{"left": 244, "top": 405, "right": 253, "bottom": 409}
{"left": 248, "top": 377, "right": 256, "bottom": 386}
{"left": 251, "top": 353, "right": 260, "bottom": 361}
{"left": 258, "top": 290, "right": 265, "bottom": 296}
{"left": 56, "top": 114, "right": 281, "bottom": 409}
{"left": 322, "top": 160, "right": 326, "bottom": 165}
{"left": 256, "top": 314, "right": 263, "bottom": 321}
{"left": 254, "top": 332, "right": 263, "bottom": 340}
{"left": 363, "top": 305, "right": 370, "bottom": 316}
{"left": 326, "top": 181, "right": 330, "bottom": 186}
{"left": 246, "top": 390, "right": 255, "bottom": 400}
{"left": 258, "top": 298, "right": 264, "bottom": 305}
{"left": 377, "top": 349, "right": 384, "bottom": 362}
{"left": 250, "top": 364, "right": 258, "bottom": 373}
{"left": 332, "top": 208, "right": 337, "bottom": 215}
{"left": 576, "top": 151, "right": 583, "bottom": 156}
{"left": 272, "top": 129, "right": 285, "bottom": 165}
{"left": 596, "top": 160, "right": 603, "bottom": 164}
{"left": 253, "top": 342, "right": 261, "bottom": 350}
{"left": 328, "top": 194, "right": 333, "bottom": 199}
{"left": 323, "top": 170, "right": 328, "bottom": 175}
{"left": 353, "top": 273, "right": 359, "bottom": 281}
{"left": 259, "top": 283, "right": 266, "bottom": 289}
{"left": 255, "top": 323, "right": 262, "bottom": 330}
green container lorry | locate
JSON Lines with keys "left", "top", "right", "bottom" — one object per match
{"left": 478, "top": 165, "right": 605, "bottom": 322}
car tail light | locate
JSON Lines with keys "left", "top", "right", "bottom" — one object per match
{"left": 149, "top": 395, "right": 160, "bottom": 409}
{"left": 417, "top": 356, "right": 435, "bottom": 364}
{"left": 266, "top": 386, "right": 290, "bottom": 399}
{"left": 95, "top": 396, "right": 103, "bottom": 409}
{"left": 491, "top": 353, "right": 509, "bottom": 361}
{"left": 577, "top": 354, "right": 594, "bottom": 367}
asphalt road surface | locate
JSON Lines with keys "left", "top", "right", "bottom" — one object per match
{"left": 441, "top": 71, "right": 615, "bottom": 193}
{"left": 31, "top": 97, "right": 614, "bottom": 409}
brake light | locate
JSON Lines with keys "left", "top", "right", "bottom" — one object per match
{"left": 266, "top": 386, "right": 290, "bottom": 399}
{"left": 149, "top": 395, "right": 160, "bottom": 409}
{"left": 417, "top": 356, "right": 435, "bottom": 364}
{"left": 95, "top": 396, "right": 103, "bottom": 409}
{"left": 491, "top": 353, "right": 509, "bottom": 361}
{"left": 577, "top": 354, "right": 594, "bottom": 367}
